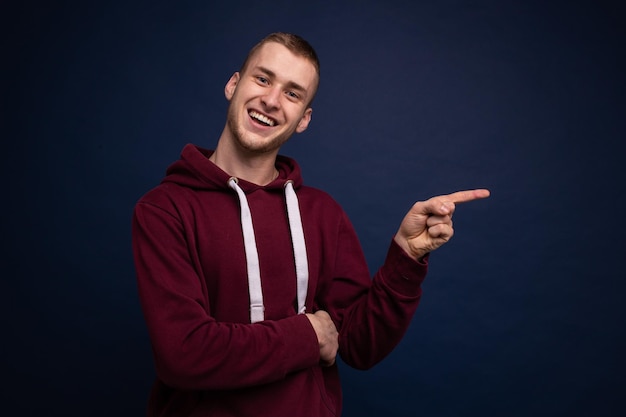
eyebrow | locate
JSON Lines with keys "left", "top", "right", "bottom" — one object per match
{"left": 256, "top": 66, "right": 308, "bottom": 95}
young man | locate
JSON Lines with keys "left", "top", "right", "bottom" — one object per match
{"left": 132, "top": 32, "right": 489, "bottom": 416}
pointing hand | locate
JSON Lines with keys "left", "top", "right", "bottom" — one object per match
{"left": 394, "top": 189, "right": 490, "bottom": 260}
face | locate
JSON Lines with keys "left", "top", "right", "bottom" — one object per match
{"left": 223, "top": 42, "right": 318, "bottom": 155}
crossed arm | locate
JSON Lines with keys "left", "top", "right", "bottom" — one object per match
{"left": 308, "top": 188, "right": 491, "bottom": 366}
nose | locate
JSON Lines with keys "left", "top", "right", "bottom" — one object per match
{"left": 261, "top": 86, "right": 281, "bottom": 110}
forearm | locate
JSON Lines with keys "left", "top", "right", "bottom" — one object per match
{"left": 133, "top": 203, "right": 320, "bottom": 390}
{"left": 336, "top": 239, "right": 427, "bottom": 369}
{"left": 145, "top": 310, "right": 320, "bottom": 390}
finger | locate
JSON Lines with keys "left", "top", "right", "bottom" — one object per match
{"left": 412, "top": 189, "right": 489, "bottom": 216}
{"left": 426, "top": 215, "right": 452, "bottom": 228}
{"left": 321, "top": 358, "right": 336, "bottom": 367}
{"left": 427, "top": 223, "right": 454, "bottom": 241}
{"left": 413, "top": 198, "right": 455, "bottom": 216}
{"left": 443, "top": 189, "right": 490, "bottom": 204}
{"left": 314, "top": 310, "right": 331, "bottom": 320}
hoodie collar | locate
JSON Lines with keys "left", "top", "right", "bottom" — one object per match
{"left": 162, "top": 144, "right": 304, "bottom": 192}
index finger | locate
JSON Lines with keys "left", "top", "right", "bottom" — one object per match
{"left": 443, "top": 189, "right": 491, "bottom": 204}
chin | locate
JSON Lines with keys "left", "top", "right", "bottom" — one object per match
{"left": 239, "top": 132, "right": 292, "bottom": 154}
{"left": 241, "top": 140, "right": 284, "bottom": 154}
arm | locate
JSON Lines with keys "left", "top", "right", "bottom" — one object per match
{"left": 328, "top": 226, "right": 427, "bottom": 370}
{"left": 327, "top": 189, "right": 490, "bottom": 369}
{"left": 132, "top": 200, "right": 320, "bottom": 390}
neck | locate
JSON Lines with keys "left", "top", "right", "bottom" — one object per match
{"left": 209, "top": 134, "right": 279, "bottom": 186}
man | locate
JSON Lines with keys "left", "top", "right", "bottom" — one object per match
{"left": 132, "top": 32, "right": 489, "bottom": 416}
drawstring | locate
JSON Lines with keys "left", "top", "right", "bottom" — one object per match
{"left": 228, "top": 177, "right": 264, "bottom": 323}
{"left": 228, "top": 177, "right": 309, "bottom": 323}
{"left": 284, "top": 180, "right": 309, "bottom": 315}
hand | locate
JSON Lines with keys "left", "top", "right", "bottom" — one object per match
{"left": 306, "top": 310, "right": 339, "bottom": 367}
{"left": 394, "top": 189, "right": 490, "bottom": 260}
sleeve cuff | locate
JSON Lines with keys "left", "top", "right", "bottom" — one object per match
{"left": 276, "top": 314, "right": 320, "bottom": 372}
{"left": 378, "top": 238, "right": 429, "bottom": 296}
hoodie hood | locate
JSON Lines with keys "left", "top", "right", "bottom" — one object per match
{"left": 162, "top": 144, "right": 304, "bottom": 192}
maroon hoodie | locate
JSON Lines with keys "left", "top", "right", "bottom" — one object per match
{"left": 132, "top": 144, "right": 428, "bottom": 416}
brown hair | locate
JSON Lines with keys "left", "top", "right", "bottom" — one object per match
{"left": 240, "top": 32, "right": 320, "bottom": 79}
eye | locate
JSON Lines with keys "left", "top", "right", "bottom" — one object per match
{"left": 286, "top": 91, "right": 300, "bottom": 100}
{"left": 257, "top": 76, "right": 269, "bottom": 85}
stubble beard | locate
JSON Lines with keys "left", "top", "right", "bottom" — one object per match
{"left": 226, "top": 104, "right": 296, "bottom": 155}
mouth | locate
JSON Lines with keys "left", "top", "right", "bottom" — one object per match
{"left": 249, "top": 110, "right": 277, "bottom": 127}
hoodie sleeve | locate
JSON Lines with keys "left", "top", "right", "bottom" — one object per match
{"left": 324, "top": 211, "right": 428, "bottom": 370}
{"left": 132, "top": 198, "right": 320, "bottom": 390}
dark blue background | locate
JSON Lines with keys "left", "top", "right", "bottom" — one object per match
{"left": 3, "top": 0, "right": 625, "bottom": 415}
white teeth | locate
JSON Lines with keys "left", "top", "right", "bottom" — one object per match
{"left": 249, "top": 111, "right": 275, "bottom": 127}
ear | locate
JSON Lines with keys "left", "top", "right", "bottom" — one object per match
{"left": 295, "top": 107, "right": 313, "bottom": 133}
{"left": 224, "top": 72, "right": 240, "bottom": 101}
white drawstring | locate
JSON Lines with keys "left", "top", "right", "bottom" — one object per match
{"left": 228, "top": 177, "right": 264, "bottom": 324}
{"left": 228, "top": 177, "right": 309, "bottom": 323}
{"left": 284, "top": 180, "right": 309, "bottom": 315}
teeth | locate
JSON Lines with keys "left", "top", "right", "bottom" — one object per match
{"left": 249, "top": 110, "right": 275, "bottom": 127}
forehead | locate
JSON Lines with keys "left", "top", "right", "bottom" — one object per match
{"left": 245, "top": 42, "right": 318, "bottom": 93}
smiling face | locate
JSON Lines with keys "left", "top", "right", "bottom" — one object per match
{"left": 223, "top": 41, "right": 319, "bottom": 155}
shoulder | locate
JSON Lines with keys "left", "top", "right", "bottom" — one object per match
{"left": 134, "top": 182, "right": 191, "bottom": 215}
{"left": 295, "top": 185, "right": 352, "bottom": 229}
{"left": 296, "top": 185, "right": 342, "bottom": 210}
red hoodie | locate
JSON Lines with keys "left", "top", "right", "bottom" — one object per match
{"left": 132, "top": 144, "right": 428, "bottom": 416}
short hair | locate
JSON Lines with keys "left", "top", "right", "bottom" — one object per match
{"left": 240, "top": 32, "right": 320, "bottom": 79}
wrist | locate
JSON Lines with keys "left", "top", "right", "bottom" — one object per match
{"left": 393, "top": 234, "right": 428, "bottom": 261}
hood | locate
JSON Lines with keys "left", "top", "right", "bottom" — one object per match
{"left": 161, "top": 144, "right": 304, "bottom": 192}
